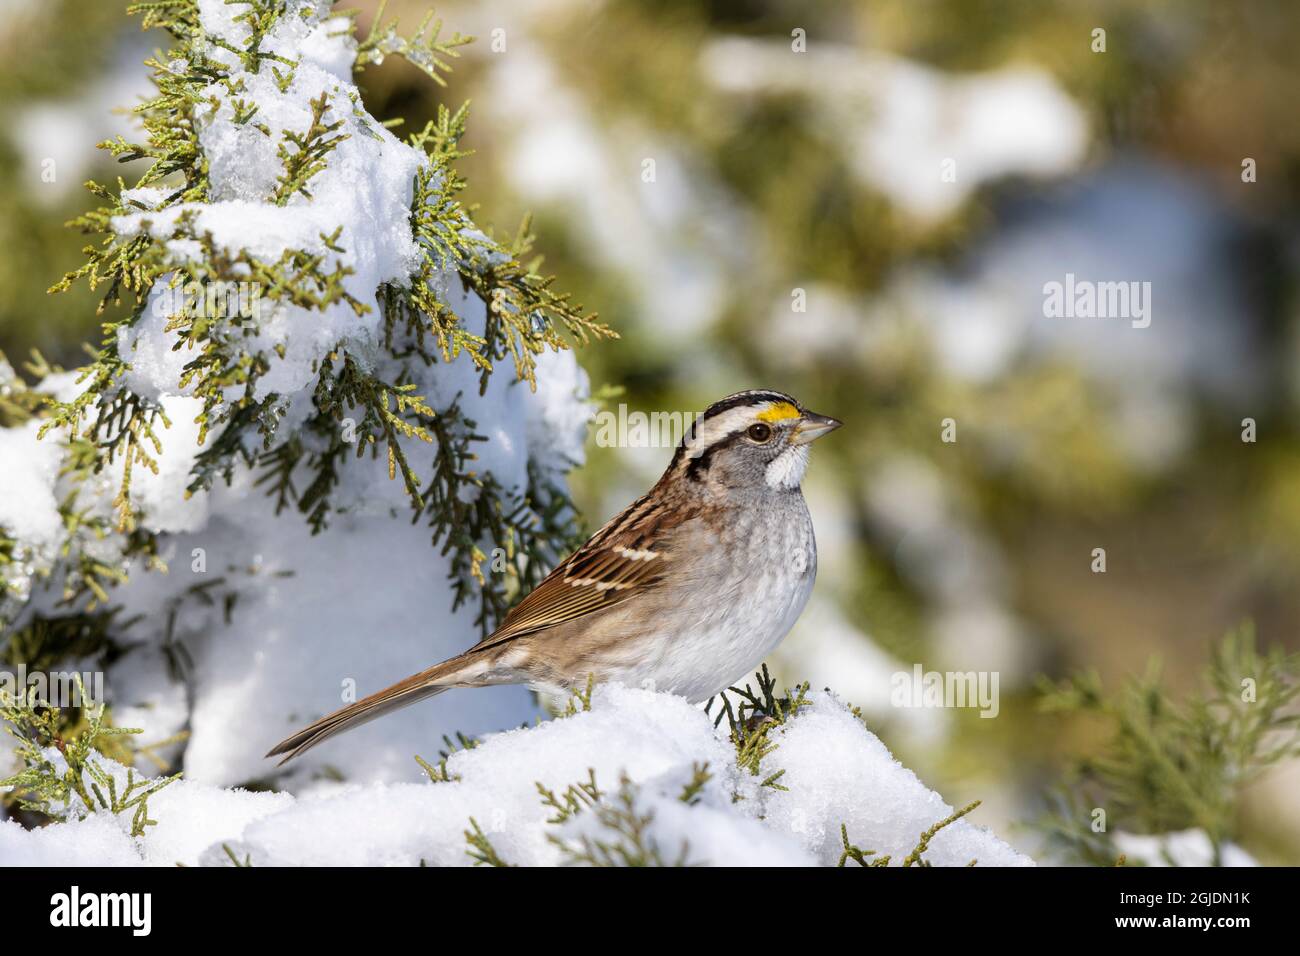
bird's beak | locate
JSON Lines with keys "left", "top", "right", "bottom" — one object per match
{"left": 791, "top": 411, "right": 842, "bottom": 445}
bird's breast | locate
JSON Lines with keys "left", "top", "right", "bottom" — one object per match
{"left": 630, "top": 495, "right": 818, "bottom": 701}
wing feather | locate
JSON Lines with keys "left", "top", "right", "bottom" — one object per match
{"left": 470, "top": 491, "right": 690, "bottom": 652}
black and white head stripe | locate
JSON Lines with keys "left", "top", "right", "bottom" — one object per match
{"left": 675, "top": 389, "right": 804, "bottom": 465}
{"left": 699, "top": 389, "right": 800, "bottom": 422}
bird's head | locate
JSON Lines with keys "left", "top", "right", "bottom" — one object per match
{"left": 670, "top": 389, "right": 842, "bottom": 492}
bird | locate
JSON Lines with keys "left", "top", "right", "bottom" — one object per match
{"left": 267, "top": 389, "right": 841, "bottom": 765}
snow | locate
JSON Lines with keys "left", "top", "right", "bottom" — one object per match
{"left": 759, "top": 691, "right": 1029, "bottom": 866}
{"left": 0, "top": 814, "right": 145, "bottom": 867}
{"left": 2, "top": 685, "right": 1031, "bottom": 866}
{"left": 128, "top": 396, "right": 212, "bottom": 534}
{"left": 0, "top": 421, "right": 63, "bottom": 554}
{"left": 1113, "top": 829, "right": 1259, "bottom": 868}
{"left": 525, "top": 348, "right": 596, "bottom": 472}
{"left": 0, "top": 420, "right": 65, "bottom": 605}
{"left": 702, "top": 38, "right": 1088, "bottom": 223}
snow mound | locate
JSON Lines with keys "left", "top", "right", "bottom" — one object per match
{"left": 1, "top": 685, "right": 1032, "bottom": 867}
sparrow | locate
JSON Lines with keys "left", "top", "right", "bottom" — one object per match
{"left": 267, "top": 389, "right": 841, "bottom": 764}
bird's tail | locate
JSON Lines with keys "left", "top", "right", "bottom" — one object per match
{"left": 265, "top": 653, "right": 479, "bottom": 765}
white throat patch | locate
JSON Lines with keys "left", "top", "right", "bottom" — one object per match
{"left": 765, "top": 444, "right": 809, "bottom": 489}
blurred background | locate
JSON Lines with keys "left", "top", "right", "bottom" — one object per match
{"left": 2, "top": 0, "right": 1298, "bottom": 862}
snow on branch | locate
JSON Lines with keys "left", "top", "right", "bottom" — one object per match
{"left": 1, "top": 0, "right": 607, "bottom": 791}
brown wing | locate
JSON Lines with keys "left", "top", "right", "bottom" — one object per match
{"left": 470, "top": 490, "right": 691, "bottom": 652}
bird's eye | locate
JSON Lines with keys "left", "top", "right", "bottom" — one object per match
{"left": 746, "top": 422, "right": 773, "bottom": 443}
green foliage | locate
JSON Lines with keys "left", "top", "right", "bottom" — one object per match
{"left": 2, "top": 611, "right": 132, "bottom": 675}
{"left": 274, "top": 91, "right": 349, "bottom": 204}
{"left": 709, "top": 664, "right": 810, "bottom": 793}
{"left": 549, "top": 772, "right": 695, "bottom": 867}
{"left": 557, "top": 674, "right": 595, "bottom": 717}
{"left": 0, "top": 350, "right": 54, "bottom": 427}
{"left": 537, "top": 768, "right": 602, "bottom": 825}
{"left": 1, "top": 680, "right": 177, "bottom": 836}
{"left": 414, "top": 730, "right": 479, "bottom": 784}
{"left": 354, "top": 0, "right": 471, "bottom": 87}
{"left": 398, "top": 101, "right": 616, "bottom": 394}
{"left": 221, "top": 843, "right": 253, "bottom": 867}
{"left": 0, "top": 356, "right": 164, "bottom": 626}
{"left": 464, "top": 817, "right": 510, "bottom": 866}
{"left": 838, "top": 801, "right": 982, "bottom": 867}
{"left": 838, "top": 824, "right": 889, "bottom": 867}
{"left": 470, "top": 767, "right": 697, "bottom": 867}
{"left": 1037, "top": 623, "right": 1300, "bottom": 865}
{"left": 900, "top": 801, "right": 981, "bottom": 867}
{"left": 677, "top": 761, "right": 711, "bottom": 805}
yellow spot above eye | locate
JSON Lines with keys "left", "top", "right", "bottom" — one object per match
{"left": 757, "top": 402, "right": 800, "bottom": 423}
